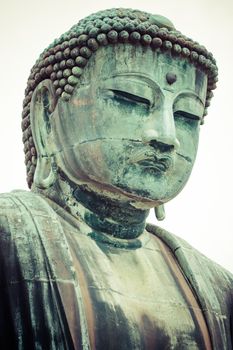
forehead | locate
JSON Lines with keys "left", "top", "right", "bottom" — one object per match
{"left": 80, "top": 44, "right": 207, "bottom": 103}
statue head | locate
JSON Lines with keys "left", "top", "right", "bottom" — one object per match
{"left": 22, "top": 8, "right": 218, "bottom": 210}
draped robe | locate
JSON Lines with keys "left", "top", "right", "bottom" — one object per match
{"left": 0, "top": 191, "right": 232, "bottom": 349}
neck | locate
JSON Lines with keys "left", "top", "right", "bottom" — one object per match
{"left": 34, "top": 171, "right": 149, "bottom": 239}
{"left": 73, "top": 185, "right": 149, "bottom": 239}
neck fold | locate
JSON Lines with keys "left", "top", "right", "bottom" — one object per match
{"left": 35, "top": 172, "right": 149, "bottom": 240}
{"left": 73, "top": 185, "right": 149, "bottom": 239}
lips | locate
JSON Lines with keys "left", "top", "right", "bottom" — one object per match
{"left": 128, "top": 147, "right": 174, "bottom": 174}
{"left": 138, "top": 156, "right": 173, "bottom": 173}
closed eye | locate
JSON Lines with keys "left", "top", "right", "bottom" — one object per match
{"left": 111, "top": 89, "right": 151, "bottom": 107}
{"left": 174, "top": 110, "right": 201, "bottom": 121}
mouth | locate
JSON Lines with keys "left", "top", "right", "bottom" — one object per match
{"left": 128, "top": 147, "right": 174, "bottom": 174}
{"left": 137, "top": 155, "right": 173, "bottom": 174}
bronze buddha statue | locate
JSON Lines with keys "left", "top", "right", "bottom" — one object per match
{"left": 0, "top": 8, "right": 232, "bottom": 350}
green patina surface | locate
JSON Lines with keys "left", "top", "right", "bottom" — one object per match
{"left": 0, "top": 8, "right": 232, "bottom": 350}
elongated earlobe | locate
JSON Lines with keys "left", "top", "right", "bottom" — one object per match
{"left": 33, "top": 156, "right": 55, "bottom": 189}
{"left": 154, "top": 204, "right": 165, "bottom": 221}
{"left": 30, "top": 79, "right": 57, "bottom": 189}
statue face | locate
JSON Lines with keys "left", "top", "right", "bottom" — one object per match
{"left": 50, "top": 45, "right": 207, "bottom": 206}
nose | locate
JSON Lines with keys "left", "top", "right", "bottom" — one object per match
{"left": 141, "top": 107, "right": 180, "bottom": 151}
{"left": 142, "top": 129, "right": 180, "bottom": 151}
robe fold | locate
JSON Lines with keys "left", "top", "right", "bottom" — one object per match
{"left": 0, "top": 190, "right": 232, "bottom": 349}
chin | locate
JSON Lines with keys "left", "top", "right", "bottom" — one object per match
{"left": 112, "top": 181, "right": 173, "bottom": 206}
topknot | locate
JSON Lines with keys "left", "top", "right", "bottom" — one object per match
{"left": 22, "top": 8, "right": 218, "bottom": 188}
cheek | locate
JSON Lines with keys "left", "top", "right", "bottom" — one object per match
{"left": 58, "top": 140, "right": 127, "bottom": 185}
{"left": 95, "top": 98, "right": 146, "bottom": 140}
{"left": 176, "top": 122, "right": 200, "bottom": 160}
{"left": 53, "top": 103, "right": 105, "bottom": 149}
{"left": 173, "top": 123, "right": 200, "bottom": 187}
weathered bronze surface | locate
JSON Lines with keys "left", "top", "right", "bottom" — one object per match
{"left": 0, "top": 8, "right": 232, "bottom": 350}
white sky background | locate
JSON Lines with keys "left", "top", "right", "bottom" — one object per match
{"left": 0, "top": 0, "right": 232, "bottom": 273}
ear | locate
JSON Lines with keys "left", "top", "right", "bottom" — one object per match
{"left": 30, "top": 79, "right": 58, "bottom": 189}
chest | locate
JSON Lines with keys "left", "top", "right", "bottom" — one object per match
{"left": 67, "top": 231, "right": 210, "bottom": 350}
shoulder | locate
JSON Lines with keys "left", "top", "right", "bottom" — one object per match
{"left": 0, "top": 190, "right": 42, "bottom": 226}
{"left": 0, "top": 191, "right": 40, "bottom": 282}
{"left": 0, "top": 190, "right": 67, "bottom": 282}
{"left": 0, "top": 189, "right": 38, "bottom": 208}
{"left": 146, "top": 222, "right": 233, "bottom": 308}
{"left": 0, "top": 189, "right": 55, "bottom": 217}
{"left": 0, "top": 190, "right": 56, "bottom": 244}
{"left": 0, "top": 191, "right": 27, "bottom": 233}
{"left": 146, "top": 222, "right": 233, "bottom": 280}
{"left": 146, "top": 223, "right": 233, "bottom": 348}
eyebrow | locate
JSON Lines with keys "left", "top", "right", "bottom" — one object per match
{"left": 103, "top": 72, "right": 160, "bottom": 90}
{"left": 101, "top": 72, "right": 205, "bottom": 106}
{"left": 175, "top": 90, "right": 205, "bottom": 106}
